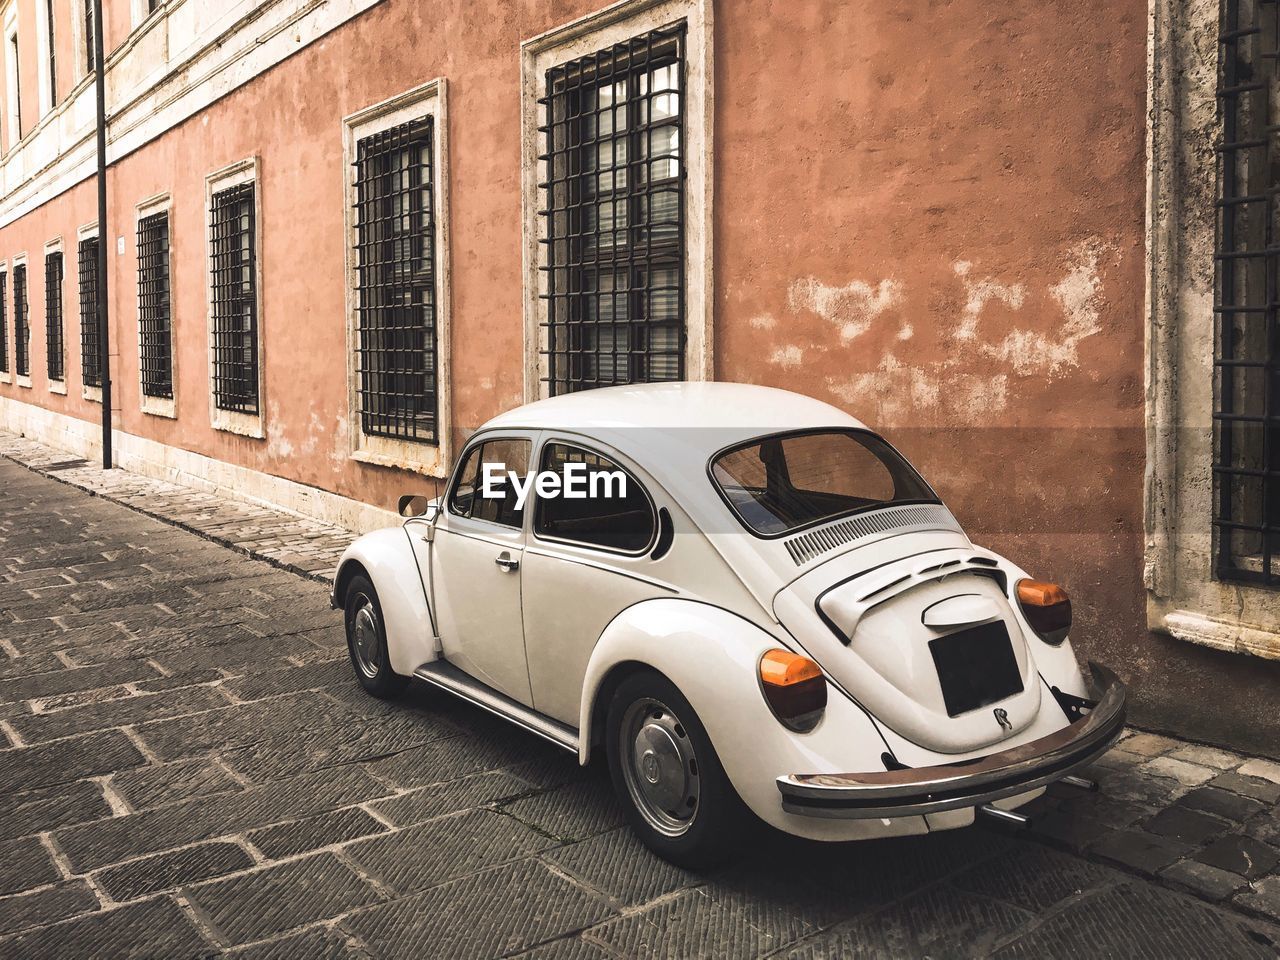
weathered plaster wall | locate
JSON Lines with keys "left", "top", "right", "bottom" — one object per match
{"left": 0, "top": 0, "right": 1278, "bottom": 754}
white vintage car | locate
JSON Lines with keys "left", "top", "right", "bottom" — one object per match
{"left": 332, "top": 382, "right": 1126, "bottom": 866}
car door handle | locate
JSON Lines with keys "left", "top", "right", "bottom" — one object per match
{"left": 494, "top": 553, "right": 519, "bottom": 573}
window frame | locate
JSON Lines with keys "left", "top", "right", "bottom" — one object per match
{"left": 531, "top": 438, "right": 659, "bottom": 557}
{"left": 445, "top": 433, "right": 534, "bottom": 532}
{"left": 11, "top": 253, "right": 28, "bottom": 386}
{"left": 5, "top": 3, "right": 21, "bottom": 150}
{"left": 44, "top": 238, "right": 65, "bottom": 392}
{"left": 343, "top": 78, "right": 452, "bottom": 477}
{"left": 205, "top": 157, "right": 264, "bottom": 438}
{"left": 77, "top": 220, "right": 100, "bottom": 402}
{"left": 0, "top": 260, "right": 9, "bottom": 384}
{"left": 520, "top": 0, "right": 712, "bottom": 402}
{"left": 36, "top": 0, "right": 55, "bottom": 116}
{"left": 136, "top": 192, "right": 175, "bottom": 418}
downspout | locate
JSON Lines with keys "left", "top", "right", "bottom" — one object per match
{"left": 92, "top": 0, "right": 110, "bottom": 469}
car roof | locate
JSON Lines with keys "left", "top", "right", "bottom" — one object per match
{"left": 483, "top": 382, "right": 867, "bottom": 448}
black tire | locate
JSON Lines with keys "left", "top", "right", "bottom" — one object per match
{"left": 343, "top": 574, "right": 408, "bottom": 699}
{"left": 605, "top": 669, "right": 748, "bottom": 869}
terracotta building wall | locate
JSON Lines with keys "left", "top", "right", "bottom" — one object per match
{"left": 1, "top": 0, "right": 1278, "bottom": 752}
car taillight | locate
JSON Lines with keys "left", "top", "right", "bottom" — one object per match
{"left": 759, "top": 649, "right": 827, "bottom": 733}
{"left": 1016, "top": 579, "right": 1072, "bottom": 645}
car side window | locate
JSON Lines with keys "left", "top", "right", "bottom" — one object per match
{"left": 534, "top": 442, "right": 656, "bottom": 553}
{"left": 449, "top": 438, "right": 531, "bottom": 529}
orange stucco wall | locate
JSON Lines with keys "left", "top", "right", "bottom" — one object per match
{"left": 2, "top": 0, "right": 1279, "bottom": 752}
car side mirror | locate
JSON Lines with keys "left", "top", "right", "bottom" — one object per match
{"left": 398, "top": 495, "right": 436, "bottom": 519}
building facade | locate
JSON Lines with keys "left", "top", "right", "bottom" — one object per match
{"left": 0, "top": 0, "right": 1277, "bottom": 753}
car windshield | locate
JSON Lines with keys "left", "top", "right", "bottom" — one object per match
{"left": 710, "top": 429, "right": 939, "bottom": 537}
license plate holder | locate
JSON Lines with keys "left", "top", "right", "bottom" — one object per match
{"left": 929, "top": 621, "right": 1024, "bottom": 717}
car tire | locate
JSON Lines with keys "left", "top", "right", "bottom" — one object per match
{"left": 606, "top": 669, "right": 748, "bottom": 869}
{"left": 343, "top": 574, "right": 408, "bottom": 699}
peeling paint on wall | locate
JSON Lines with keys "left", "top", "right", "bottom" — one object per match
{"left": 787, "top": 277, "right": 903, "bottom": 343}
{"left": 953, "top": 260, "right": 1026, "bottom": 341}
{"left": 770, "top": 345, "right": 804, "bottom": 368}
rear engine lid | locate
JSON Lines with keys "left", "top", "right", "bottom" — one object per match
{"left": 774, "top": 546, "right": 1043, "bottom": 754}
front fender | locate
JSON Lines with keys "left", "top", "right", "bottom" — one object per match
{"left": 578, "top": 598, "right": 919, "bottom": 840}
{"left": 332, "top": 527, "right": 436, "bottom": 676}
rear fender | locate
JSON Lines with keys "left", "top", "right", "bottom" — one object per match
{"left": 578, "top": 598, "right": 895, "bottom": 838}
{"left": 333, "top": 528, "right": 436, "bottom": 676}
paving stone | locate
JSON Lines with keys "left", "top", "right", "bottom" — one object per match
{"left": 246, "top": 806, "right": 387, "bottom": 859}
{"left": 1167, "top": 744, "right": 1243, "bottom": 770}
{"left": 1140, "top": 756, "right": 1218, "bottom": 789}
{"left": 1211, "top": 771, "right": 1280, "bottom": 804}
{"left": 1090, "top": 830, "right": 1193, "bottom": 875}
{"left": 54, "top": 766, "right": 391, "bottom": 872}
{"left": 1029, "top": 808, "right": 1116, "bottom": 853}
{"left": 95, "top": 841, "right": 255, "bottom": 901}
{"left": 1237, "top": 876, "right": 1280, "bottom": 922}
{"left": 1143, "top": 805, "right": 1232, "bottom": 845}
{"left": 0, "top": 651, "right": 66, "bottom": 680}
{"left": 545, "top": 827, "right": 699, "bottom": 907}
{"left": 347, "top": 808, "right": 556, "bottom": 896}
{"left": 346, "top": 858, "right": 614, "bottom": 960}
{"left": 222, "top": 660, "right": 351, "bottom": 702}
{"left": 111, "top": 758, "right": 243, "bottom": 811}
{"left": 500, "top": 777, "right": 626, "bottom": 842}
{"left": 1177, "top": 786, "right": 1267, "bottom": 823}
{"left": 0, "top": 777, "right": 112, "bottom": 840}
{"left": 991, "top": 882, "right": 1279, "bottom": 959}
{"left": 0, "top": 891, "right": 214, "bottom": 959}
{"left": 0, "top": 730, "right": 146, "bottom": 792}
{"left": 1195, "top": 835, "right": 1280, "bottom": 880}
{"left": 186, "top": 853, "right": 381, "bottom": 945}
{"left": 13, "top": 622, "right": 134, "bottom": 657}
{"left": 1160, "top": 859, "right": 1250, "bottom": 902}
{"left": 1239, "top": 759, "right": 1280, "bottom": 785}
{"left": 1245, "top": 812, "right": 1280, "bottom": 847}
{"left": 511, "top": 936, "right": 618, "bottom": 960}
{"left": 66, "top": 624, "right": 263, "bottom": 666}
{"left": 950, "top": 843, "right": 1113, "bottom": 913}
{"left": 132, "top": 668, "right": 226, "bottom": 694}
{"left": 367, "top": 771, "right": 529, "bottom": 827}
{"left": 0, "top": 836, "right": 61, "bottom": 896}
{"left": 226, "top": 926, "right": 361, "bottom": 960}
{"left": 0, "top": 659, "right": 161, "bottom": 704}
{"left": 1120, "top": 732, "right": 1181, "bottom": 757}
{"left": 360, "top": 735, "right": 495, "bottom": 790}
{"left": 10, "top": 685, "right": 230, "bottom": 743}
{"left": 0, "top": 880, "right": 100, "bottom": 936}
{"left": 32, "top": 684, "right": 135, "bottom": 713}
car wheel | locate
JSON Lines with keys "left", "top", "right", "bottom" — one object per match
{"left": 343, "top": 574, "right": 408, "bottom": 699}
{"left": 606, "top": 669, "right": 748, "bottom": 869}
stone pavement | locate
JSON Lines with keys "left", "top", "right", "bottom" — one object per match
{"left": 1, "top": 454, "right": 1280, "bottom": 957}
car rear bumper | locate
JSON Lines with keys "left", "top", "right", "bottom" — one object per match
{"left": 776, "top": 661, "right": 1126, "bottom": 819}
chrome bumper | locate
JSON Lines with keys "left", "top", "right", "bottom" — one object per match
{"left": 776, "top": 662, "right": 1126, "bottom": 819}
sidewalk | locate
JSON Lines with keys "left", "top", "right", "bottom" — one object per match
{"left": 1, "top": 428, "right": 1279, "bottom": 956}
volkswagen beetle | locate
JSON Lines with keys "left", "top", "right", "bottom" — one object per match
{"left": 331, "top": 382, "right": 1126, "bottom": 867}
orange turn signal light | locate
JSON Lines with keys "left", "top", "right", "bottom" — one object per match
{"left": 1015, "top": 579, "right": 1072, "bottom": 645}
{"left": 759, "top": 649, "right": 827, "bottom": 733}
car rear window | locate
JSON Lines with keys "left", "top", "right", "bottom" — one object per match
{"left": 710, "top": 430, "right": 939, "bottom": 537}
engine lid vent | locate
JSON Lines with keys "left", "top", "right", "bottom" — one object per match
{"left": 783, "top": 504, "right": 963, "bottom": 566}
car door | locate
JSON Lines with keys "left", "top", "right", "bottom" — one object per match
{"left": 429, "top": 433, "right": 535, "bottom": 705}
{"left": 521, "top": 438, "right": 673, "bottom": 726}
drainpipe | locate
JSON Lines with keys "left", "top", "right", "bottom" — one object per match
{"left": 92, "top": 0, "right": 110, "bottom": 469}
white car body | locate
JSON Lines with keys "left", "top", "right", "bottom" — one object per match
{"left": 332, "top": 382, "right": 1125, "bottom": 844}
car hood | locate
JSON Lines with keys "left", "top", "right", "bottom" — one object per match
{"left": 773, "top": 531, "right": 1044, "bottom": 755}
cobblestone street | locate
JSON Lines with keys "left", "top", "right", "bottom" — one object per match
{"left": 2, "top": 450, "right": 1280, "bottom": 958}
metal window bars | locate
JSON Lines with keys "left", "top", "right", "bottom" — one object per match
{"left": 209, "top": 183, "right": 259, "bottom": 414}
{"left": 1216, "top": 0, "right": 1280, "bottom": 585}
{"left": 13, "top": 264, "right": 27, "bottom": 376}
{"left": 538, "top": 24, "right": 686, "bottom": 396}
{"left": 0, "top": 270, "right": 7, "bottom": 374}
{"left": 138, "top": 211, "right": 173, "bottom": 399}
{"left": 45, "top": 252, "right": 63, "bottom": 382}
{"left": 353, "top": 117, "right": 439, "bottom": 444}
{"left": 78, "top": 237, "right": 100, "bottom": 388}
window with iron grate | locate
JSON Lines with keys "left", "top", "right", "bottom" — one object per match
{"left": 78, "top": 237, "right": 99, "bottom": 388}
{"left": 353, "top": 117, "right": 438, "bottom": 444}
{"left": 1216, "top": 0, "right": 1280, "bottom": 586}
{"left": 539, "top": 24, "right": 685, "bottom": 396}
{"left": 13, "top": 264, "right": 27, "bottom": 377}
{"left": 45, "top": 252, "right": 63, "bottom": 382}
{"left": 138, "top": 212, "right": 173, "bottom": 399}
{"left": 209, "top": 182, "right": 258, "bottom": 414}
{"left": 0, "top": 269, "right": 7, "bottom": 374}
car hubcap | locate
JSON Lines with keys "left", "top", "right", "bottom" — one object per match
{"left": 620, "top": 697, "right": 700, "bottom": 837}
{"left": 350, "top": 594, "right": 381, "bottom": 680}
